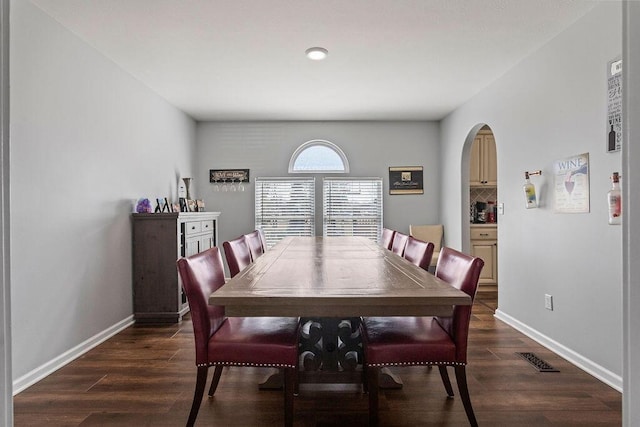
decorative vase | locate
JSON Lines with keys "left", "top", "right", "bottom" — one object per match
{"left": 182, "top": 178, "right": 192, "bottom": 199}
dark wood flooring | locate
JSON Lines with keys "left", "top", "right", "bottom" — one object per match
{"left": 13, "top": 291, "right": 621, "bottom": 426}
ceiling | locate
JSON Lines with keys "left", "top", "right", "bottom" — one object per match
{"left": 30, "top": 0, "right": 601, "bottom": 121}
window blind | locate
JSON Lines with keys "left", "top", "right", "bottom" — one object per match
{"left": 255, "top": 177, "right": 315, "bottom": 248}
{"left": 323, "top": 178, "right": 383, "bottom": 242}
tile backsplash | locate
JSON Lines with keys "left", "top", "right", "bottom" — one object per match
{"left": 470, "top": 187, "right": 497, "bottom": 205}
{"left": 470, "top": 187, "right": 498, "bottom": 221}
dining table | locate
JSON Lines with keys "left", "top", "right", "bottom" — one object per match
{"left": 208, "top": 235, "right": 472, "bottom": 388}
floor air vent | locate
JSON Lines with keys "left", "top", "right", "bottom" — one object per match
{"left": 516, "top": 352, "right": 559, "bottom": 372}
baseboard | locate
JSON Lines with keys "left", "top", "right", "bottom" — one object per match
{"left": 12, "top": 315, "right": 135, "bottom": 395}
{"left": 494, "top": 309, "right": 622, "bottom": 392}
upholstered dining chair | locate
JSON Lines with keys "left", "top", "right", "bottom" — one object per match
{"left": 361, "top": 247, "right": 484, "bottom": 427}
{"left": 380, "top": 228, "right": 395, "bottom": 250}
{"left": 403, "top": 236, "right": 435, "bottom": 271}
{"left": 245, "top": 230, "right": 265, "bottom": 261}
{"left": 390, "top": 231, "right": 409, "bottom": 256}
{"left": 409, "top": 224, "right": 444, "bottom": 270}
{"left": 177, "top": 247, "right": 300, "bottom": 427}
{"left": 222, "top": 235, "right": 252, "bottom": 277}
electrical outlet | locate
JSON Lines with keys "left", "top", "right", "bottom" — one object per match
{"left": 498, "top": 203, "right": 504, "bottom": 215}
{"left": 545, "top": 294, "right": 553, "bottom": 311}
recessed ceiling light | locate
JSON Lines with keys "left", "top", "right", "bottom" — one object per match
{"left": 305, "top": 47, "right": 328, "bottom": 61}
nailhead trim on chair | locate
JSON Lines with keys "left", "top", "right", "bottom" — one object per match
{"left": 198, "top": 362, "right": 297, "bottom": 368}
{"left": 365, "top": 361, "right": 466, "bottom": 367}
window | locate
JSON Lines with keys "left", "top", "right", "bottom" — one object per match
{"left": 289, "top": 140, "right": 349, "bottom": 173}
{"left": 255, "top": 177, "right": 315, "bottom": 248}
{"left": 323, "top": 178, "right": 383, "bottom": 242}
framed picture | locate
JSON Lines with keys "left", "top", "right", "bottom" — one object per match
{"left": 196, "top": 199, "right": 205, "bottom": 212}
{"left": 187, "top": 199, "right": 197, "bottom": 212}
{"left": 389, "top": 166, "right": 424, "bottom": 195}
{"left": 210, "top": 169, "right": 250, "bottom": 184}
{"left": 179, "top": 197, "right": 188, "bottom": 212}
{"left": 553, "top": 153, "right": 590, "bottom": 213}
{"left": 155, "top": 197, "right": 169, "bottom": 213}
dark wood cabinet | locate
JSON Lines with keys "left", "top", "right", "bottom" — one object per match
{"left": 131, "top": 212, "right": 220, "bottom": 323}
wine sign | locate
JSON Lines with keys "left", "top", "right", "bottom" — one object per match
{"left": 607, "top": 57, "right": 622, "bottom": 153}
{"left": 553, "top": 153, "right": 590, "bottom": 214}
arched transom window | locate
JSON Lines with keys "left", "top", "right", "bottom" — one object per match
{"left": 288, "top": 140, "right": 349, "bottom": 173}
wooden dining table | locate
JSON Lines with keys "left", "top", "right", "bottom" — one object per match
{"left": 209, "top": 236, "right": 471, "bottom": 387}
{"left": 209, "top": 235, "right": 470, "bottom": 316}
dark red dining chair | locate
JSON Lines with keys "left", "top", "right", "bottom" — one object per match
{"left": 380, "top": 228, "right": 395, "bottom": 250}
{"left": 361, "top": 247, "right": 484, "bottom": 427}
{"left": 258, "top": 228, "right": 268, "bottom": 250}
{"left": 403, "top": 236, "right": 435, "bottom": 271}
{"left": 177, "top": 247, "right": 300, "bottom": 427}
{"left": 245, "top": 230, "right": 265, "bottom": 261}
{"left": 390, "top": 231, "right": 409, "bottom": 256}
{"left": 222, "top": 235, "right": 252, "bottom": 277}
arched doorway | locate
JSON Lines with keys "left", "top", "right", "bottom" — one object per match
{"left": 463, "top": 124, "right": 498, "bottom": 311}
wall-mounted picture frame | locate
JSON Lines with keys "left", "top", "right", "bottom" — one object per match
{"left": 210, "top": 169, "right": 250, "bottom": 184}
{"left": 553, "top": 152, "right": 590, "bottom": 213}
{"left": 389, "top": 166, "right": 424, "bottom": 195}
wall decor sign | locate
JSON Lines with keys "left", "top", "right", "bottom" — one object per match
{"left": 209, "top": 169, "right": 250, "bottom": 184}
{"left": 607, "top": 57, "right": 622, "bottom": 153}
{"left": 553, "top": 153, "right": 590, "bottom": 213}
{"left": 389, "top": 166, "right": 423, "bottom": 195}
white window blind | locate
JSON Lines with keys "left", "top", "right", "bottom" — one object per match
{"left": 323, "top": 178, "right": 383, "bottom": 241}
{"left": 255, "top": 177, "right": 315, "bottom": 248}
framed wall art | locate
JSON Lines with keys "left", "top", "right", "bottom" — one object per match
{"left": 389, "top": 166, "right": 424, "bottom": 195}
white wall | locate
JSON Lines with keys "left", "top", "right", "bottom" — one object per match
{"left": 441, "top": 2, "right": 623, "bottom": 388}
{"left": 0, "top": 0, "right": 11, "bottom": 422}
{"left": 623, "top": 2, "right": 640, "bottom": 425}
{"left": 196, "top": 121, "right": 441, "bottom": 250}
{"left": 10, "top": 0, "right": 196, "bottom": 388}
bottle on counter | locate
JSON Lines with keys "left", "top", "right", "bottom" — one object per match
{"left": 608, "top": 172, "right": 621, "bottom": 225}
{"left": 523, "top": 172, "right": 537, "bottom": 209}
{"left": 486, "top": 201, "right": 495, "bottom": 223}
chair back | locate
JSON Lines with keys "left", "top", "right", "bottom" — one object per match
{"left": 434, "top": 247, "right": 484, "bottom": 362}
{"left": 380, "top": 228, "right": 395, "bottom": 250}
{"left": 223, "top": 235, "right": 252, "bottom": 277}
{"left": 177, "top": 247, "right": 227, "bottom": 365}
{"left": 391, "top": 231, "right": 409, "bottom": 256}
{"left": 403, "top": 236, "right": 435, "bottom": 271}
{"left": 245, "top": 230, "right": 265, "bottom": 261}
{"left": 257, "top": 228, "right": 268, "bottom": 250}
{"left": 409, "top": 224, "right": 444, "bottom": 252}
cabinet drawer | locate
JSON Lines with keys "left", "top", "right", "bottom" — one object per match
{"left": 470, "top": 228, "right": 497, "bottom": 240}
{"left": 184, "top": 221, "right": 202, "bottom": 235}
{"left": 201, "top": 220, "right": 214, "bottom": 232}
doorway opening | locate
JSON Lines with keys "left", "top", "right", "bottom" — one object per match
{"left": 464, "top": 124, "right": 498, "bottom": 312}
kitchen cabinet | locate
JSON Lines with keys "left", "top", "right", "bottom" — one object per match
{"left": 470, "top": 225, "right": 497, "bottom": 287}
{"left": 470, "top": 131, "right": 497, "bottom": 187}
{"left": 131, "top": 211, "right": 220, "bottom": 323}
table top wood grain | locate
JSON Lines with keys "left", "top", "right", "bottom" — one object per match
{"left": 209, "top": 236, "right": 471, "bottom": 317}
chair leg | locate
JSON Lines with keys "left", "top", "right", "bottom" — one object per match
{"left": 187, "top": 366, "right": 208, "bottom": 427}
{"left": 208, "top": 365, "right": 224, "bottom": 396}
{"left": 438, "top": 365, "right": 455, "bottom": 397}
{"left": 283, "top": 367, "right": 295, "bottom": 427}
{"left": 454, "top": 365, "right": 478, "bottom": 427}
{"left": 367, "top": 366, "right": 380, "bottom": 427}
